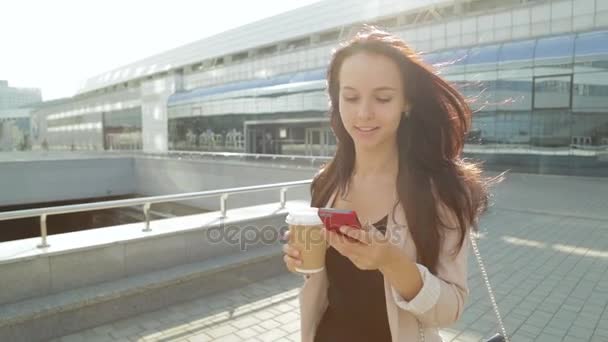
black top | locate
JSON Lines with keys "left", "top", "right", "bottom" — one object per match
{"left": 314, "top": 214, "right": 392, "bottom": 342}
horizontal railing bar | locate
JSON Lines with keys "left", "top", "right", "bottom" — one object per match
{"left": 0, "top": 179, "right": 312, "bottom": 222}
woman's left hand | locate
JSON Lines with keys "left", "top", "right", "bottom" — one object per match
{"left": 322, "top": 224, "right": 397, "bottom": 271}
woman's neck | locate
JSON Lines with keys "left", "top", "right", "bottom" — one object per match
{"left": 352, "top": 142, "right": 399, "bottom": 181}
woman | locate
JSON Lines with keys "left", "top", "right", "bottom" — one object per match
{"left": 283, "top": 27, "right": 489, "bottom": 342}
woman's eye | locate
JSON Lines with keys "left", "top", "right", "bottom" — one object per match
{"left": 343, "top": 97, "right": 359, "bottom": 102}
{"left": 377, "top": 98, "right": 392, "bottom": 103}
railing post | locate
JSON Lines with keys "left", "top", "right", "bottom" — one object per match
{"left": 280, "top": 187, "right": 288, "bottom": 209}
{"left": 220, "top": 194, "right": 229, "bottom": 218}
{"left": 142, "top": 203, "right": 152, "bottom": 232}
{"left": 37, "top": 214, "right": 50, "bottom": 248}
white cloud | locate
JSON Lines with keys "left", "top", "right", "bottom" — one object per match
{"left": 0, "top": 0, "right": 321, "bottom": 100}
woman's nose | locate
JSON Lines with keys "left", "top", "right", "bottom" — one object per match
{"left": 356, "top": 100, "right": 374, "bottom": 120}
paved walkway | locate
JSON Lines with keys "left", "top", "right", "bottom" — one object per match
{"left": 53, "top": 174, "right": 608, "bottom": 342}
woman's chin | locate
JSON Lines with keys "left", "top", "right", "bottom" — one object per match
{"left": 353, "top": 138, "right": 382, "bottom": 150}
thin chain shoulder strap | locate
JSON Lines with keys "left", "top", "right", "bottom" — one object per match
{"left": 414, "top": 230, "right": 510, "bottom": 342}
{"left": 468, "top": 230, "right": 510, "bottom": 342}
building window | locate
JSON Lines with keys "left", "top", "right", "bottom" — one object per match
{"left": 533, "top": 74, "right": 572, "bottom": 109}
{"left": 232, "top": 52, "right": 249, "bottom": 62}
{"left": 286, "top": 37, "right": 310, "bottom": 50}
{"left": 258, "top": 45, "right": 277, "bottom": 56}
{"left": 319, "top": 30, "right": 340, "bottom": 43}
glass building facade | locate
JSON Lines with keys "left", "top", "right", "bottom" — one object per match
{"left": 167, "top": 29, "right": 608, "bottom": 175}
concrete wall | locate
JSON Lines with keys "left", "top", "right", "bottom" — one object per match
{"left": 0, "top": 153, "right": 316, "bottom": 209}
{"left": 0, "top": 202, "right": 300, "bottom": 306}
{"left": 134, "top": 156, "right": 316, "bottom": 210}
{"left": 0, "top": 157, "right": 135, "bottom": 207}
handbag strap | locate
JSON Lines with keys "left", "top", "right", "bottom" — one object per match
{"left": 414, "top": 230, "right": 510, "bottom": 342}
{"left": 468, "top": 230, "right": 510, "bottom": 342}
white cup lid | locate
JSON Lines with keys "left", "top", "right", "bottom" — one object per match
{"left": 285, "top": 208, "right": 323, "bottom": 225}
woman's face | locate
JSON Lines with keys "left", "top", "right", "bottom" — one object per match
{"left": 338, "top": 52, "right": 408, "bottom": 151}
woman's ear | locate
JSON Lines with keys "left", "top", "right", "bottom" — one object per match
{"left": 402, "top": 104, "right": 412, "bottom": 118}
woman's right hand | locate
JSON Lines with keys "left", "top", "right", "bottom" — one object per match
{"left": 282, "top": 230, "right": 303, "bottom": 273}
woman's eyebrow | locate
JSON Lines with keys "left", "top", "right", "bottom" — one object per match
{"left": 341, "top": 86, "right": 396, "bottom": 91}
{"left": 373, "top": 87, "right": 397, "bottom": 92}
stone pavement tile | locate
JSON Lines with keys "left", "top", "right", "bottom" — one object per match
{"left": 204, "top": 324, "right": 238, "bottom": 339}
{"left": 213, "top": 333, "right": 244, "bottom": 342}
{"left": 509, "top": 332, "right": 535, "bottom": 342}
{"left": 186, "top": 332, "right": 213, "bottom": 342}
{"left": 534, "top": 332, "right": 563, "bottom": 342}
{"left": 252, "top": 310, "right": 276, "bottom": 321}
{"left": 515, "top": 323, "right": 543, "bottom": 338}
{"left": 250, "top": 324, "right": 269, "bottom": 333}
{"left": 258, "top": 318, "right": 282, "bottom": 330}
{"left": 286, "top": 332, "right": 300, "bottom": 342}
{"left": 273, "top": 311, "right": 299, "bottom": 325}
{"left": 279, "top": 320, "right": 301, "bottom": 334}
{"left": 229, "top": 315, "right": 261, "bottom": 329}
{"left": 567, "top": 325, "right": 595, "bottom": 340}
{"left": 235, "top": 327, "right": 259, "bottom": 339}
{"left": 272, "top": 303, "right": 294, "bottom": 313}
{"left": 256, "top": 327, "right": 288, "bottom": 341}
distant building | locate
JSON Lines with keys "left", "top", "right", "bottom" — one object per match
{"left": 0, "top": 81, "right": 42, "bottom": 151}
{"left": 0, "top": 80, "right": 41, "bottom": 110}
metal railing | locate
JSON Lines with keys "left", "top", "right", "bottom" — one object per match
{"left": 152, "top": 150, "right": 333, "bottom": 166}
{"left": 0, "top": 179, "right": 313, "bottom": 249}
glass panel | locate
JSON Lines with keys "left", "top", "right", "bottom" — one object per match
{"left": 574, "top": 30, "right": 608, "bottom": 73}
{"left": 496, "top": 68, "right": 533, "bottom": 111}
{"left": 569, "top": 113, "right": 608, "bottom": 160}
{"left": 573, "top": 72, "right": 608, "bottom": 110}
{"left": 495, "top": 111, "right": 531, "bottom": 149}
{"left": 103, "top": 107, "right": 143, "bottom": 150}
{"left": 574, "top": 30, "right": 608, "bottom": 57}
{"left": 534, "top": 34, "right": 575, "bottom": 76}
{"left": 530, "top": 110, "right": 571, "bottom": 150}
{"left": 499, "top": 39, "right": 536, "bottom": 66}
{"left": 465, "top": 70, "right": 497, "bottom": 112}
{"left": 533, "top": 75, "right": 572, "bottom": 109}
{"left": 435, "top": 48, "right": 469, "bottom": 74}
{"left": 466, "top": 44, "right": 500, "bottom": 66}
{"left": 421, "top": 52, "right": 441, "bottom": 66}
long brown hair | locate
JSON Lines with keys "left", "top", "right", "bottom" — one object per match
{"left": 311, "top": 27, "right": 491, "bottom": 274}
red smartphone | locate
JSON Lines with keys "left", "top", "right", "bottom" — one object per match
{"left": 317, "top": 208, "right": 362, "bottom": 233}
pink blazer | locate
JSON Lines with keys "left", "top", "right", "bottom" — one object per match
{"left": 298, "top": 189, "right": 470, "bottom": 342}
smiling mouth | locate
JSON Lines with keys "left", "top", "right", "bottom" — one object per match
{"left": 355, "top": 126, "right": 379, "bottom": 132}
